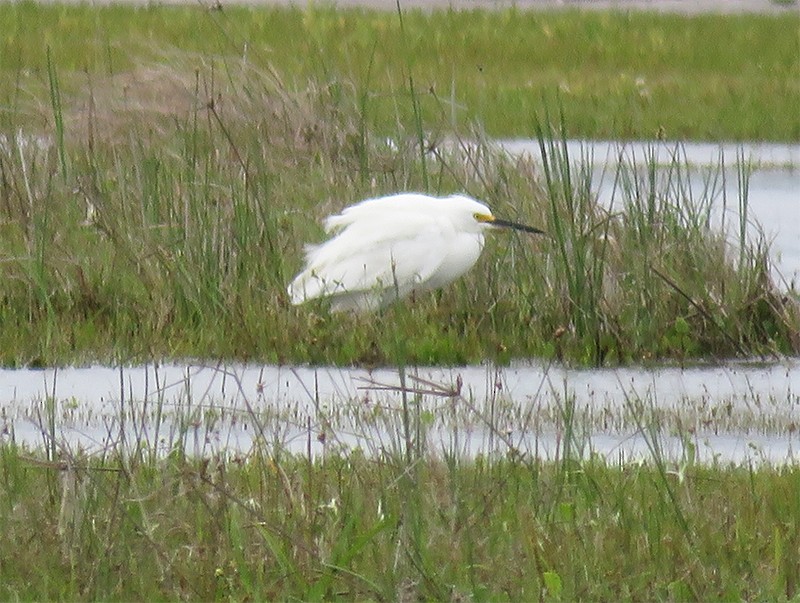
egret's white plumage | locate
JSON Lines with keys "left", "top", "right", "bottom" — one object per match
{"left": 288, "top": 192, "right": 544, "bottom": 312}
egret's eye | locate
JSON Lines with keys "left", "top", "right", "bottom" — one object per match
{"left": 474, "top": 213, "right": 495, "bottom": 224}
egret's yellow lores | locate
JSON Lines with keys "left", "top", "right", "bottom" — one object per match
{"left": 288, "top": 193, "right": 545, "bottom": 312}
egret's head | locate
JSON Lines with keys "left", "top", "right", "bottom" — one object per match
{"left": 439, "top": 194, "right": 546, "bottom": 235}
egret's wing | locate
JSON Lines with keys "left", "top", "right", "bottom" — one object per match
{"left": 322, "top": 193, "right": 440, "bottom": 234}
{"left": 288, "top": 213, "right": 451, "bottom": 311}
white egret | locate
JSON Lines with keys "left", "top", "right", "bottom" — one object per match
{"left": 287, "top": 192, "right": 545, "bottom": 312}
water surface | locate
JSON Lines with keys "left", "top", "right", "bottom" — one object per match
{"left": 3, "top": 360, "right": 799, "bottom": 466}
{"left": 498, "top": 139, "right": 800, "bottom": 286}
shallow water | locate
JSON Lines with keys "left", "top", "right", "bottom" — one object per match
{"left": 499, "top": 139, "right": 800, "bottom": 169}
{"left": 497, "top": 139, "right": 800, "bottom": 287}
{"left": 3, "top": 360, "right": 799, "bottom": 466}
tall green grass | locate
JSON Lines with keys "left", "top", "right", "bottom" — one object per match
{"left": 0, "top": 50, "right": 796, "bottom": 366}
{"left": 1, "top": 440, "right": 798, "bottom": 600}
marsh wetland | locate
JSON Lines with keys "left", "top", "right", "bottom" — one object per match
{"left": 1, "top": 3, "right": 799, "bottom": 600}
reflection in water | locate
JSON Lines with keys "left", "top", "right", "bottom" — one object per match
{"left": 2, "top": 361, "right": 799, "bottom": 465}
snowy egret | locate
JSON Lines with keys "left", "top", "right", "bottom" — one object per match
{"left": 288, "top": 192, "right": 545, "bottom": 312}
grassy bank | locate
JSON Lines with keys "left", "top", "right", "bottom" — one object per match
{"left": 1, "top": 443, "right": 798, "bottom": 600}
{"left": 0, "top": 5, "right": 798, "bottom": 366}
{"left": 0, "top": 68, "right": 797, "bottom": 366}
{"left": 1, "top": 4, "right": 798, "bottom": 141}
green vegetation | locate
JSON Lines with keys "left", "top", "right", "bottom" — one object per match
{"left": 2, "top": 356, "right": 798, "bottom": 598}
{"left": 0, "top": 5, "right": 798, "bottom": 366}
{"left": 0, "top": 66, "right": 797, "bottom": 366}
{"left": 0, "top": 5, "right": 797, "bottom": 141}
{"left": 1, "top": 6, "right": 798, "bottom": 599}
{"left": 0, "top": 8, "right": 800, "bottom": 601}
{"left": 1, "top": 442, "right": 798, "bottom": 600}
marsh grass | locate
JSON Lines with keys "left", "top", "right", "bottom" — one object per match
{"left": 0, "top": 6, "right": 798, "bottom": 366}
{"left": 2, "top": 360, "right": 799, "bottom": 598}
{"left": 2, "top": 401, "right": 799, "bottom": 600}
{"left": 2, "top": 5, "right": 798, "bottom": 598}
{"left": 0, "top": 46, "right": 797, "bottom": 366}
{"left": 1, "top": 4, "right": 798, "bottom": 141}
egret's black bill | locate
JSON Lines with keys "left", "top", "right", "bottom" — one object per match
{"left": 492, "top": 218, "right": 546, "bottom": 235}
